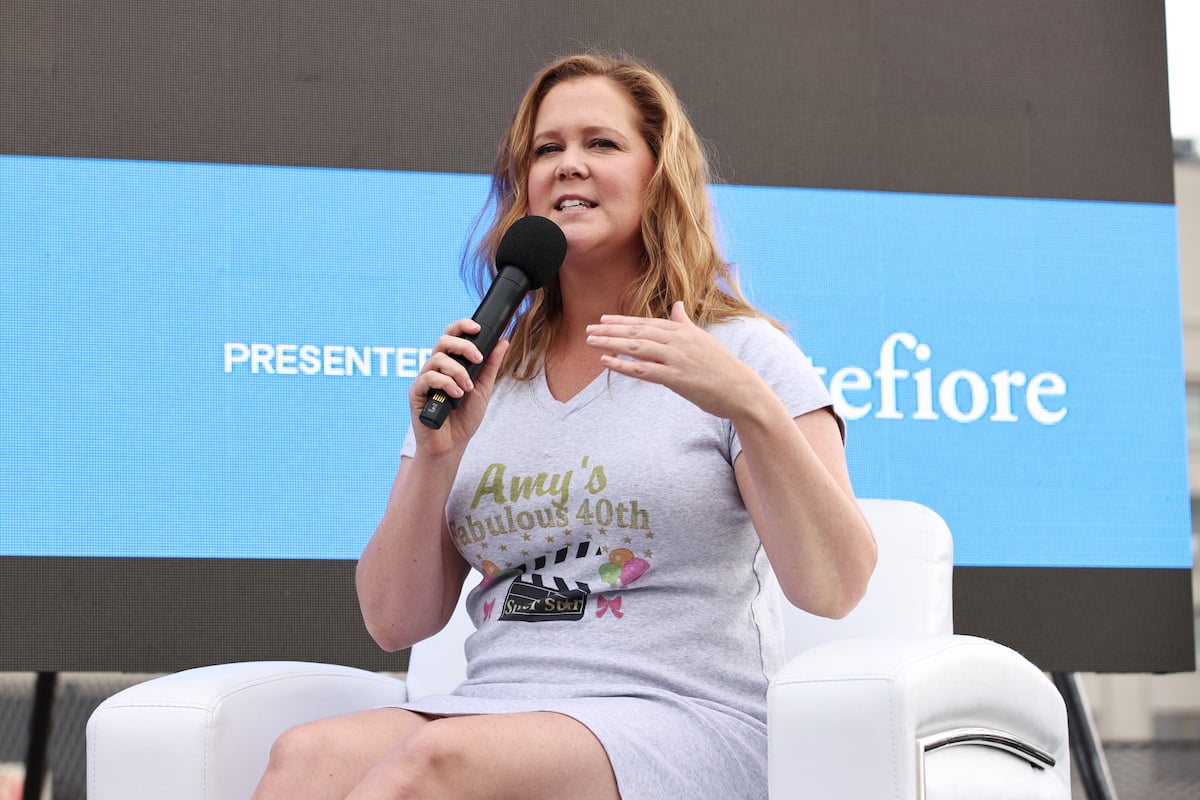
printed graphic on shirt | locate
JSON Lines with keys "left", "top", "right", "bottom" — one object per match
{"left": 595, "top": 594, "right": 623, "bottom": 618}
{"left": 452, "top": 456, "right": 656, "bottom": 622}
{"left": 489, "top": 540, "right": 645, "bottom": 622}
{"left": 598, "top": 547, "right": 649, "bottom": 589}
{"left": 497, "top": 541, "right": 594, "bottom": 622}
{"left": 502, "top": 574, "right": 590, "bottom": 621}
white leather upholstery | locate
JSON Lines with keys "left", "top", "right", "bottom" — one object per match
{"left": 782, "top": 499, "right": 954, "bottom": 657}
{"left": 403, "top": 596, "right": 473, "bottom": 699}
{"left": 766, "top": 501, "right": 1068, "bottom": 799}
{"left": 86, "top": 661, "right": 406, "bottom": 800}
{"left": 768, "top": 635, "right": 1070, "bottom": 799}
{"left": 85, "top": 499, "right": 1070, "bottom": 800}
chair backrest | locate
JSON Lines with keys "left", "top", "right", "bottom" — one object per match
{"left": 780, "top": 498, "right": 953, "bottom": 659}
{"left": 406, "top": 498, "right": 953, "bottom": 698}
{"left": 405, "top": 593, "right": 475, "bottom": 698}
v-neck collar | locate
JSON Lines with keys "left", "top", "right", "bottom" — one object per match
{"left": 532, "top": 367, "right": 612, "bottom": 419}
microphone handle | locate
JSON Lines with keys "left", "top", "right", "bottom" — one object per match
{"left": 418, "top": 267, "right": 530, "bottom": 430}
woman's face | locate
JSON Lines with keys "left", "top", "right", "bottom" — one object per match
{"left": 526, "top": 76, "right": 656, "bottom": 271}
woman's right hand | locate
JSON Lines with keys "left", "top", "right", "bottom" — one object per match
{"left": 408, "top": 317, "right": 509, "bottom": 457}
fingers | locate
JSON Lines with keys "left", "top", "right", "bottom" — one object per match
{"left": 587, "top": 302, "right": 694, "bottom": 345}
{"left": 437, "top": 318, "right": 485, "bottom": 366}
{"left": 411, "top": 319, "right": 486, "bottom": 401}
{"left": 585, "top": 331, "right": 669, "bottom": 363}
{"left": 585, "top": 303, "right": 694, "bottom": 364}
{"left": 584, "top": 303, "right": 753, "bottom": 420}
{"left": 474, "top": 338, "right": 510, "bottom": 390}
{"left": 593, "top": 301, "right": 692, "bottom": 329}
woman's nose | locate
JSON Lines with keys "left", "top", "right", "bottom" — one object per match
{"left": 555, "top": 148, "right": 587, "bottom": 179}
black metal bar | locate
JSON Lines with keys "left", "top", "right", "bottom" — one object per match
{"left": 1052, "top": 671, "right": 1118, "bottom": 800}
{"left": 23, "top": 671, "right": 57, "bottom": 800}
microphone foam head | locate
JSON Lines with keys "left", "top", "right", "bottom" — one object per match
{"left": 496, "top": 215, "right": 568, "bottom": 290}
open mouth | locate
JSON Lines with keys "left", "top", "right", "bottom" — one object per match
{"left": 557, "top": 198, "right": 597, "bottom": 211}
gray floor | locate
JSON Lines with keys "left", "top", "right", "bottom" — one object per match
{"left": 1, "top": 672, "right": 151, "bottom": 800}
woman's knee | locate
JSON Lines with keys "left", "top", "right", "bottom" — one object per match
{"left": 269, "top": 708, "right": 423, "bottom": 770}
{"left": 266, "top": 717, "right": 345, "bottom": 772}
{"left": 357, "top": 721, "right": 472, "bottom": 798}
{"left": 346, "top": 713, "right": 617, "bottom": 800}
{"left": 254, "top": 718, "right": 360, "bottom": 799}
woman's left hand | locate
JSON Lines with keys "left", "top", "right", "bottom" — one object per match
{"left": 585, "top": 301, "right": 763, "bottom": 420}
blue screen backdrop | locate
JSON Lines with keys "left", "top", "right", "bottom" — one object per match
{"left": 0, "top": 154, "right": 1189, "bottom": 570}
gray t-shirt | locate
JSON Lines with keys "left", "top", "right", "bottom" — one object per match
{"left": 400, "top": 315, "right": 834, "bottom": 799}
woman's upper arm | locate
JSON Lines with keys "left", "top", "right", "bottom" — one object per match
{"left": 732, "top": 405, "right": 875, "bottom": 617}
{"left": 734, "top": 406, "right": 854, "bottom": 500}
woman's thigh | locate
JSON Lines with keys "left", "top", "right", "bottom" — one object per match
{"left": 350, "top": 711, "right": 620, "bottom": 800}
{"left": 254, "top": 707, "right": 433, "bottom": 799}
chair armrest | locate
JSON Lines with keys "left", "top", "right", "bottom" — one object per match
{"left": 87, "top": 661, "right": 407, "bottom": 800}
{"left": 767, "top": 635, "right": 1070, "bottom": 800}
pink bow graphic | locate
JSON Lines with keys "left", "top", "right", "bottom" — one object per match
{"left": 596, "top": 594, "right": 624, "bottom": 619}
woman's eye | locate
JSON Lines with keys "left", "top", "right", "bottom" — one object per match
{"left": 534, "top": 144, "right": 561, "bottom": 156}
{"left": 592, "top": 139, "right": 618, "bottom": 149}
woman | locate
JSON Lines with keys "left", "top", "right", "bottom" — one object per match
{"left": 254, "top": 52, "right": 877, "bottom": 800}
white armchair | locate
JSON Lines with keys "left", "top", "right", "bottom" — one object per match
{"left": 86, "top": 499, "right": 1070, "bottom": 799}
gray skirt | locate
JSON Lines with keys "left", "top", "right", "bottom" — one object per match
{"left": 399, "top": 687, "right": 767, "bottom": 800}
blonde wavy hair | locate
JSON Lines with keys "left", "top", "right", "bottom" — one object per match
{"left": 464, "top": 52, "right": 776, "bottom": 380}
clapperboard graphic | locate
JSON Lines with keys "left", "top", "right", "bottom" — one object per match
{"left": 500, "top": 541, "right": 595, "bottom": 622}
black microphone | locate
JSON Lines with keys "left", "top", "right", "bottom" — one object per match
{"left": 419, "top": 215, "right": 567, "bottom": 429}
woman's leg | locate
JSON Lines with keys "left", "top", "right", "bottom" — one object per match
{"left": 253, "top": 707, "right": 433, "bottom": 800}
{"left": 254, "top": 708, "right": 620, "bottom": 800}
{"left": 348, "top": 711, "right": 620, "bottom": 800}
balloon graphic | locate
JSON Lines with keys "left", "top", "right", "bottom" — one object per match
{"left": 599, "top": 561, "right": 622, "bottom": 587}
{"left": 620, "top": 557, "right": 650, "bottom": 587}
{"left": 609, "top": 547, "right": 635, "bottom": 565}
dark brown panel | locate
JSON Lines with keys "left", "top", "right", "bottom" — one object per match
{"left": 955, "top": 566, "right": 1196, "bottom": 674}
{"left": 0, "top": 0, "right": 1174, "bottom": 201}
{"left": 0, "top": 557, "right": 408, "bottom": 672}
{"left": 2, "top": 557, "right": 1193, "bottom": 673}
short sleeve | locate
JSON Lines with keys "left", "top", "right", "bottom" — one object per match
{"left": 707, "top": 317, "right": 840, "bottom": 463}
